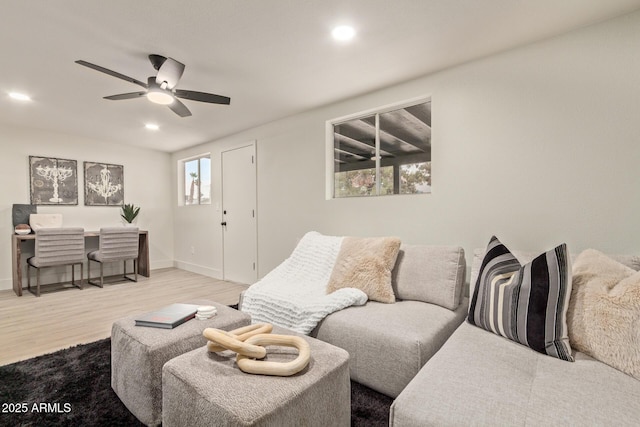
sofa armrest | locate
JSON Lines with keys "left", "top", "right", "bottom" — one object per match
{"left": 238, "top": 290, "right": 246, "bottom": 311}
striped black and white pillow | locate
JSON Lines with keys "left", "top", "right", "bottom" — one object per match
{"left": 467, "top": 236, "right": 574, "bottom": 361}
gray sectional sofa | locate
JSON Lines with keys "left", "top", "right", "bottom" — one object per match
{"left": 236, "top": 241, "right": 639, "bottom": 424}
{"left": 311, "top": 244, "right": 468, "bottom": 398}
{"left": 390, "top": 250, "right": 640, "bottom": 426}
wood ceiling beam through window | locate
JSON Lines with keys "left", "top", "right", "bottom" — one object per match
{"left": 405, "top": 102, "right": 431, "bottom": 127}
{"left": 379, "top": 108, "right": 431, "bottom": 149}
{"left": 333, "top": 132, "right": 394, "bottom": 163}
{"left": 334, "top": 147, "right": 369, "bottom": 164}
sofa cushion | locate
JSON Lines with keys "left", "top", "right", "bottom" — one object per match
{"left": 391, "top": 245, "right": 465, "bottom": 310}
{"left": 569, "top": 249, "right": 640, "bottom": 380}
{"left": 391, "top": 322, "right": 640, "bottom": 426}
{"left": 468, "top": 236, "right": 574, "bottom": 361}
{"left": 311, "top": 299, "right": 468, "bottom": 398}
{"left": 327, "top": 236, "right": 401, "bottom": 303}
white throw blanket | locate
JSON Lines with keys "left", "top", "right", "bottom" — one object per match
{"left": 241, "top": 231, "right": 368, "bottom": 334}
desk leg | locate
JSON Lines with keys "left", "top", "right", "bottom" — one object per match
{"left": 12, "top": 235, "right": 23, "bottom": 296}
{"left": 138, "top": 233, "right": 150, "bottom": 277}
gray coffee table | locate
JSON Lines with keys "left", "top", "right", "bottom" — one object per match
{"left": 111, "top": 300, "right": 251, "bottom": 426}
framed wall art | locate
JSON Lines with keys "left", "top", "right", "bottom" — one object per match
{"left": 84, "top": 161, "right": 124, "bottom": 206}
{"left": 29, "top": 156, "right": 78, "bottom": 205}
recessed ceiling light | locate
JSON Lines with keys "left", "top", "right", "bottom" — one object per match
{"left": 332, "top": 25, "right": 355, "bottom": 42}
{"left": 145, "top": 123, "right": 159, "bottom": 131}
{"left": 9, "top": 92, "right": 31, "bottom": 101}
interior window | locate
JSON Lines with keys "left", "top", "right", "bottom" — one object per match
{"left": 330, "top": 99, "right": 431, "bottom": 198}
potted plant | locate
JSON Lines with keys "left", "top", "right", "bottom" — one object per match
{"left": 121, "top": 203, "right": 140, "bottom": 224}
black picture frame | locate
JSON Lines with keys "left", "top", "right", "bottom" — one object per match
{"left": 29, "top": 156, "right": 78, "bottom": 205}
{"left": 84, "top": 161, "right": 124, "bottom": 206}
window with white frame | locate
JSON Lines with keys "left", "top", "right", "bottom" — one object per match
{"left": 182, "top": 154, "right": 211, "bottom": 205}
{"left": 329, "top": 97, "right": 431, "bottom": 198}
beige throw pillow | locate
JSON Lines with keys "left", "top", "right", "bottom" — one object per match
{"left": 327, "top": 236, "right": 401, "bottom": 303}
{"left": 568, "top": 249, "right": 640, "bottom": 380}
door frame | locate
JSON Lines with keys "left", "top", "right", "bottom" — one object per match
{"left": 220, "top": 140, "right": 258, "bottom": 283}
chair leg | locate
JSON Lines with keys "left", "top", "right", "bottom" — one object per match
{"left": 88, "top": 259, "right": 139, "bottom": 286}
{"left": 36, "top": 268, "right": 41, "bottom": 297}
{"left": 87, "top": 259, "right": 103, "bottom": 288}
{"left": 26, "top": 265, "right": 42, "bottom": 297}
{"left": 131, "top": 259, "right": 138, "bottom": 282}
{"left": 27, "top": 265, "right": 40, "bottom": 297}
{"left": 27, "top": 263, "right": 84, "bottom": 295}
{"left": 73, "top": 263, "right": 83, "bottom": 290}
{"left": 123, "top": 259, "right": 138, "bottom": 283}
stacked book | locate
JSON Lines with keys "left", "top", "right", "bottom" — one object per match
{"left": 135, "top": 303, "right": 200, "bottom": 329}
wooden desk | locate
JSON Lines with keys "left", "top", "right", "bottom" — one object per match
{"left": 11, "top": 230, "right": 150, "bottom": 296}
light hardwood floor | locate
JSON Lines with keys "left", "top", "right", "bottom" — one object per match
{"left": 0, "top": 268, "right": 248, "bottom": 366}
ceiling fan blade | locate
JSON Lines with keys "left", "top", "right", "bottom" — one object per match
{"left": 104, "top": 91, "right": 147, "bottom": 100}
{"left": 175, "top": 89, "right": 230, "bottom": 105}
{"left": 75, "top": 60, "right": 147, "bottom": 89}
{"left": 168, "top": 98, "right": 192, "bottom": 117}
{"left": 148, "top": 54, "right": 167, "bottom": 71}
{"left": 156, "top": 57, "right": 185, "bottom": 90}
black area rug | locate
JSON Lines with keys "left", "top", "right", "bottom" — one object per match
{"left": 0, "top": 339, "right": 392, "bottom": 427}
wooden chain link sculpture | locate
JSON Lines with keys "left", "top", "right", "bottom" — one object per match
{"left": 203, "top": 323, "right": 311, "bottom": 377}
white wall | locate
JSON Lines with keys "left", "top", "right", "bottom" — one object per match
{"left": 0, "top": 123, "right": 174, "bottom": 291}
{"left": 173, "top": 10, "right": 640, "bottom": 281}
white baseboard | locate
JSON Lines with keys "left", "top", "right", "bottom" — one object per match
{"left": 150, "top": 259, "right": 175, "bottom": 270}
{"left": 173, "top": 260, "right": 222, "bottom": 279}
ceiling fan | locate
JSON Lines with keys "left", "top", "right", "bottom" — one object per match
{"left": 75, "top": 54, "right": 230, "bottom": 117}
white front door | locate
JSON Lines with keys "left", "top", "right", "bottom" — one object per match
{"left": 221, "top": 143, "right": 257, "bottom": 284}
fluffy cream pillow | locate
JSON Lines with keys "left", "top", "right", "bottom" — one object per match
{"left": 568, "top": 249, "right": 640, "bottom": 380}
{"left": 327, "top": 236, "right": 401, "bottom": 303}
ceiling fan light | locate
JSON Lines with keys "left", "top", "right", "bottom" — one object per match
{"left": 147, "top": 88, "right": 174, "bottom": 105}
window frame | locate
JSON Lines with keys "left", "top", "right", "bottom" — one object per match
{"left": 325, "top": 95, "right": 432, "bottom": 199}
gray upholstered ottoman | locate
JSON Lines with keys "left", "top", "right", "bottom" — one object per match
{"left": 162, "top": 326, "right": 351, "bottom": 427}
{"left": 111, "top": 301, "right": 251, "bottom": 426}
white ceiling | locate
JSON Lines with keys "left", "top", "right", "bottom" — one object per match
{"left": 2, "top": 0, "right": 640, "bottom": 153}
